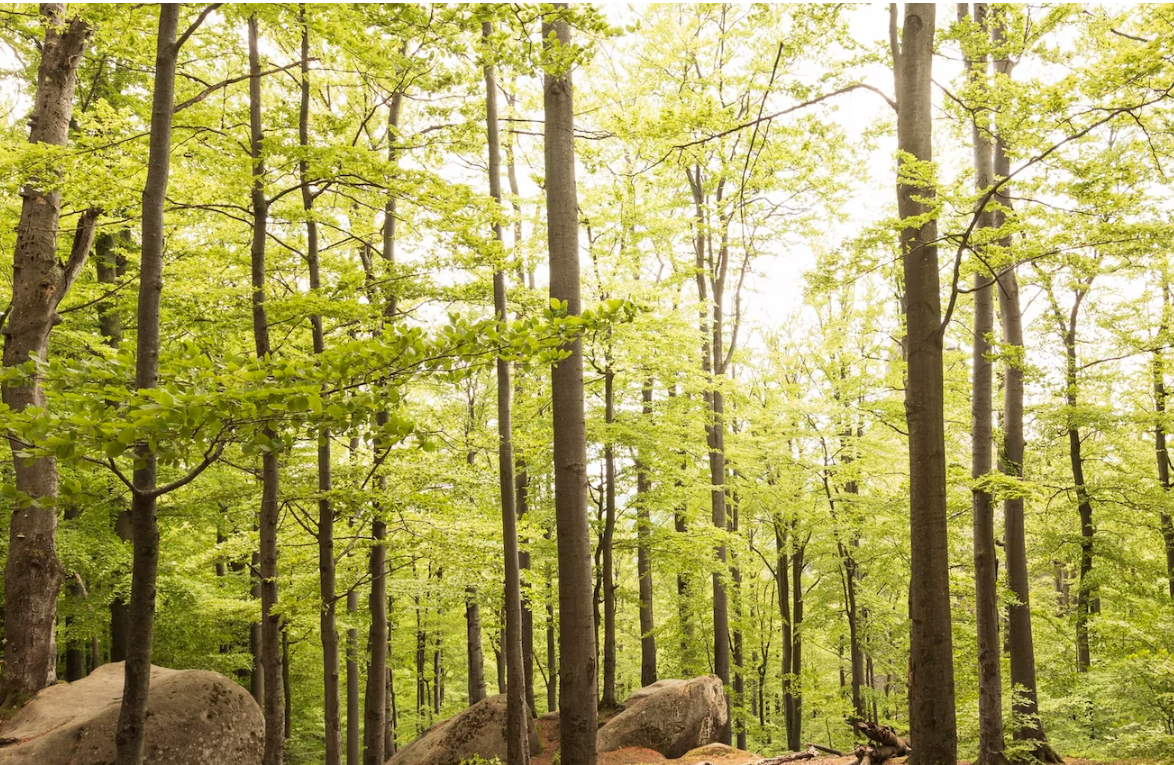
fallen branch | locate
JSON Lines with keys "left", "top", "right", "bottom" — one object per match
{"left": 755, "top": 747, "right": 820, "bottom": 765}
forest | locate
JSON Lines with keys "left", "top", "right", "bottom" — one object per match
{"left": 1, "top": 3, "right": 1173, "bottom": 765}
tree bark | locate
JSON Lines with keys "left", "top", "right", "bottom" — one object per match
{"left": 1154, "top": 275, "right": 1174, "bottom": 599}
{"left": 245, "top": 17, "right": 285, "bottom": 765}
{"left": 484, "top": 23, "right": 532, "bottom": 765}
{"left": 299, "top": 12, "right": 342, "bottom": 764}
{"left": 506, "top": 110, "right": 538, "bottom": 719}
{"left": 98, "top": 230, "right": 131, "bottom": 663}
{"left": 111, "top": 7, "right": 176, "bottom": 764}
{"left": 601, "top": 369, "right": 618, "bottom": 709}
{"left": 892, "top": 6, "right": 957, "bottom": 764}
{"left": 636, "top": 379, "right": 658, "bottom": 687}
{"left": 959, "top": 5, "right": 1008, "bottom": 762}
{"left": 544, "top": 9, "right": 599, "bottom": 765}
{"left": 0, "top": 3, "right": 91, "bottom": 711}
{"left": 466, "top": 586, "right": 487, "bottom": 705}
{"left": 348, "top": 586, "right": 361, "bottom": 765}
{"left": 991, "top": 16, "right": 1061, "bottom": 761}
{"left": 364, "top": 88, "right": 403, "bottom": 765}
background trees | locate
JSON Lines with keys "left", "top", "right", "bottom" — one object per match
{"left": 4, "top": 4, "right": 1174, "bottom": 765}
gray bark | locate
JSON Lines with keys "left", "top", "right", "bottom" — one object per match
{"left": 543, "top": 8, "right": 599, "bottom": 765}
{"left": 0, "top": 3, "right": 91, "bottom": 711}
{"left": 892, "top": 6, "right": 957, "bottom": 764}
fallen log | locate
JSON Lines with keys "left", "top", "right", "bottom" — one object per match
{"left": 847, "top": 721, "right": 910, "bottom": 765}
{"left": 805, "top": 743, "right": 845, "bottom": 757}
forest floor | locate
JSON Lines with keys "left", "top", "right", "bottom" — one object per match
{"left": 530, "top": 717, "right": 1158, "bottom": 765}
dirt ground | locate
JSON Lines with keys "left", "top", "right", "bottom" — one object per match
{"left": 528, "top": 719, "right": 1159, "bottom": 765}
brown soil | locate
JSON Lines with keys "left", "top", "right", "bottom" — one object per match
{"left": 528, "top": 717, "right": 1153, "bottom": 765}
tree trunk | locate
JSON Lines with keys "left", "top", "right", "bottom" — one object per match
{"left": 506, "top": 111, "right": 538, "bottom": 720}
{"left": 112, "top": 7, "right": 175, "bottom": 764}
{"left": 0, "top": 3, "right": 91, "bottom": 711}
{"left": 543, "top": 9, "right": 599, "bottom": 765}
{"left": 484, "top": 24, "right": 531, "bottom": 765}
{"left": 466, "top": 586, "right": 487, "bottom": 705}
{"left": 730, "top": 484, "right": 744, "bottom": 750}
{"left": 364, "top": 88, "right": 403, "bottom": 765}
{"left": 546, "top": 547, "right": 558, "bottom": 714}
{"left": 348, "top": 587, "right": 361, "bottom": 765}
{"left": 686, "top": 164, "right": 731, "bottom": 744}
{"left": 1154, "top": 275, "right": 1174, "bottom": 599}
{"left": 991, "top": 17, "right": 1061, "bottom": 760}
{"left": 636, "top": 379, "right": 658, "bottom": 687}
{"left": 892, "top": 6, "right": 957, "bottom": 764}
{"left": 1063, "top": 311, "right": 1095, "bottom": 674}
{"left": 601, "top": 369, "right": 618, "bottom": 709}
{"left": 959, "top": 6, "right": 1008, "bottom": 762}
{"left": 97, "top": 230, "right": 132, "bottom": 664}
{"left": 298, "top": 14, "right": 343, "bottom": 765}
{"left": 246, "top": 18, "right": 285, "bottom": 765}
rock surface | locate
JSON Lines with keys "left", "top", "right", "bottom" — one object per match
{"left": 0, "top": 662, "right": 263, "bottom": 765}
{"left": 387, "top": 693, "right": 541, "bottom": 765}
{"left": 597, "top": 675, "right": 728, "bottom": 758}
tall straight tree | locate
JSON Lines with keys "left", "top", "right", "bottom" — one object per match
{"left": 636, "top": 379, "right": 658, "bottom": 687}
{"left": 0, "top": 3, "right": 92, "bottom": 710}
{"left": 247, "top": 15, "right": 285, "bottom": 765}
{"left": 115, "top": 5, "right": 224, "bottom": 763}
{"left": 484, "top": 20, "right": 530, "bottom": 765}
{"left": 544, "top": 7, "right": 598, "bottom": 765}
{"left": 364, "top": 90, "right": 404, "bottom": 765}
{"left": 958, "top": 5, "right": 1008, "bottom": 764}
{"left": 991, "top": 17, "right": 1060, "bottom": 761}
{"left": 891, "top": 6, "right": 957, "bottom": 765}
{"left": 299, "top": 11, "right": 342, "bottom": 765}
{"left": 1154, "top": 271, "right": 1174, "bottom": 599}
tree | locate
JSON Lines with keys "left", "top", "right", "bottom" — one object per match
{"left": 957, "top": 5, "right": 1008, "bottom": 763}
{"left": 891, "top": 5, "right": 957, "bottom": 765}
{"left": 484, "top": 16, "right": 530, "bottom": 765}
{"left": 0, "top": 2, "right": 92, "bottom": 711}
{"left": 544, "top": 7, "right": 598, "bottom": 765}
{"left": 246, "top": 14, "right": 285, "bottom": 765}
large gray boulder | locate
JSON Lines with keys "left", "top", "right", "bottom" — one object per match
{"left": 596, "top": 675, "right": 727, "bottom": 758}
{"left": 0, "top": 662, "right": 263, "bottom": 765}
{"left": 387, "top": 694, "right": 541, "bottom": 765}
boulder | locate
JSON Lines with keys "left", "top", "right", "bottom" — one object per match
{"left": 0, "top": 662, "right": 263, "bottom": 765}
{"left": 387, "top": 694, "right": 541, "bottom": 765}
{"left": 596, "top": 675, "right": 728, "bottom": 759}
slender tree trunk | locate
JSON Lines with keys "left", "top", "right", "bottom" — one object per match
{"left": 686, "top": 165, "right": 730, "bottom": 743}
{"left": 546, "top": 546, "right": 558, "bottom": 713}
{"left": 364, "top": 89, "right": 403, "bottom": 765}
{"left": 601, "top": 369, "right": 618, "bottom": 709}
{"left": 246, "top": 18, "right": 285, "bottom": 765}
{"left": 790, "top": 534, "right": 804, "bottom": 751}
{"left": 283, "top": 628, "right": 292, "bottom": 739}
{"left": 484, "top": 24, "right": 531, "bottom": 765}
{"left": 991, "top": 18, "right": 1060, "bottom": 760}
{"left": 96, "top": 230, "right": 132, "bottom": 663}
{"left": 729, "top": 484, "right": 744, "bottom": 750}
{"left": 636, "top": 379, "right": 658, "bottom": 687}
{"left": 506, "top": 113, "right": 538, "bottom": 719}
{"left": 348, "top": 586, "right": 361, "bottom": 764}
{"left": 892, "top": 6, "right": 956, "bottom": 764}
{"left": 960, "top": 6, "right": 1008, "bottom": 762}
{"left": 111, "top": 8, "right": 177, "bottom": 765}
{"left": 466, "top": 587, "right": 487, "bottom": 705}
{"left": 0, "top": 3, "right": 91, "bottom": 711}
{"left": 1154, "top": 276, "right": 1174, "bottom": 599}
{"left": 544, "top": 9, "right": 599, "bottom": 764}
{"left": 299, "top": 14, "right": 342, "bottom": 764}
